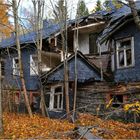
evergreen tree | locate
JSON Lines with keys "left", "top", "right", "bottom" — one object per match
{"left": 95, "top": 0, "right": 102, "bottom": 12}
{"left": 104, "top": 0, "right": 123, "bottom": 11}
{"left": 76, "top": 0, "right": 89, "bottom": 18}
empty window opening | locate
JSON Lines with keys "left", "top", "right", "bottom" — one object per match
{"left": 45, "top": 85, "right": 63, "bottom": 111}
{"left": 89, "top": 33, "right": 98, "bottom": 54}
{"left": 111, "top": 95, "right": 123, "bottom": 108}
{"left": 54, "top": 94, "right": 63, "bottom": 109}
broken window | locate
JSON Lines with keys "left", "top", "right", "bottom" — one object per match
{"left": 30, "top": 55, "right": 38, "bottom": 75}
{"left": 111, "top": 95, "right": 123, "bottom": 108}
{"left": 13, "top": 57, "right": 20, "bottom": 76}
{"left": 89, "top": 33, "right": 98, "bottom": 54}
{"left": 116, "top": 37, "right": 134, "bottom": 69}
{"left": 45, "top": 85, "right": 63, "bottom": 111}
{"left": 53, "top": 86, "right": 63, "bottom": 110}
{"left": 53, "top": 94, "right": 63, "bottom": 109}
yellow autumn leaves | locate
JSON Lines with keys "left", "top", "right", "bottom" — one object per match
{"left": 77, "top": 113, "right": 140, "bottom": 139}
{"left": 124, "top": 101, "right": 140, "bottom": 114}
{"left": 2, "top": 112, "right": 75, "bottom": 139}
{"left": 1, "top": 112, "right": 140, "bottom": 139}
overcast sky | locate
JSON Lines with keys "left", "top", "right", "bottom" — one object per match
{"left": 19, "top": 0, "right": 105, "bottom": 19}
{"left": 6, "top": 0, "right": 105, "bottom": 27}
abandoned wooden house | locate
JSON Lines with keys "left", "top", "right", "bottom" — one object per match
{"left": 41, "top": 51, "right": 110, "bottom": 117}
{"left": 0, "top": 21, "right": 64, "bottom": 112}
{"left": 41, "top": 2, "right": 140, "bottom": 120}
{"left": 0, "top": 1, "right": 140, "bottom": 120}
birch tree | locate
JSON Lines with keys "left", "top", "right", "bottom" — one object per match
{"left": 31, "top": 0, "right": 48, "bottom": 117}
{"left": 50, "top": 0, "right": 70, "bottom": 118}
{"left": 12, "top": 0, "right": 33, "bottom": 117}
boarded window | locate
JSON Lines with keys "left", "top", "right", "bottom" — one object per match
{"left": 89, "top": 33, "right": 98, "bottom": 54}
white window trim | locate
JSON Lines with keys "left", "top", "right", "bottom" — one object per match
{"left": 13, "top": 57, "right": 20, "bottom": 76}
{"left": 116, "top": 37, "right": 135, "bottom": 69}
{"left": 30, "top": 55, "right": 38, "bottom": 76}
{"left": 47, "top": 85, "right": 63, "bottom": 111}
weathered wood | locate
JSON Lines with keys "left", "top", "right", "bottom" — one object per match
{"left": 77, "top": 126, "right": 102, "bottom": 140}
{"left": 0, "top": 59, "right": 3, "bottom": 134}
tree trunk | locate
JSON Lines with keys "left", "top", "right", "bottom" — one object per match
{"left": 50, "top": 0, "right": 70, "bottom": 118}
{"left": 128, "top": 0, "right": 140, "bottom": 30}
{"left": 64, "top": 0, "right": 70, "bottom": 118}
{"left": 32, "top": 0, "right": 48, "bottom": 117}
{"left": 0, "top": 59, "right": 3, "bottom": 134}
{"left": 73, "top": 25, "right": 78, "bottom": 120}
{"left": 12, "top": 0, "right": 32, "bottom": 117}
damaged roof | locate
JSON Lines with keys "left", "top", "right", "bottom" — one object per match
{"left": 41, "top": 51, "right": 112, "bottom": 84}
{"left": 0, "top": 4, "right": 112, "bottom": 49}
{"left": 98, "top": 1, "right": 140, "bottom": 44}
{"left": 0, "top": 19, "right": 77, "bottom": 49}
{"left": 0, "top": 22, "right": 60, "bottom": 49}
{"left": 1, "top": 1, "right": 139, "bottom": 48}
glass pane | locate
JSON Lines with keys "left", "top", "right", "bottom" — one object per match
{"left": 54, "top": 95, "right": 57, "bottom": 108}
{"left": 45, "top": 94, "right": 50, "bottom": 108}
{"left": 15, "top": 58, "right": 19, "bottom": 64}
{"left": 55, "top": 86, "right": 62, "bottom": 93}
{"left": 126, "top": 49, "right": 132, "bottom": 66}
{"left": 120, "top": 40, "right": 131, "bottom": 49}
{"left": 119, "top": 51, "right": 124, "bottom": 67}
{"left": 59, "top": 94, "right": 62, "bottom": 109}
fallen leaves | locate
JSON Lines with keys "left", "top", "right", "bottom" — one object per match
{"left": 76, "top": 113, "right": 140, "bottom": 139}
{"left": 2, "top": 112, "right": 75, "bottom": 139}
{"left": 0, "top": 112, "right": 140, "bottom": 139}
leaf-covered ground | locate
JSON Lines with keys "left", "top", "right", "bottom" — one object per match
{"left": 77, "top": 113, "right": 140, "bottom": 139}
{"left": 1, "top": 112, "right": 140, "bottom": 139}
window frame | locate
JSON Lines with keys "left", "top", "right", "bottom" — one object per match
{"left": 30, "top": 54, "right": 38, "bottom": 76}
{"left": 13, "top": 57, "right": 20, "bottom": 76}
{"left": 46, "top": 85, "right": 63, "bottom": 112}
{"left": 116, "top": 37, "right": 135, "bottom": 69}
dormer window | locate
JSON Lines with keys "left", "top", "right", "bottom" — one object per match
{"left": 116, "top": 37, "right": 135, "bottom": 69}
